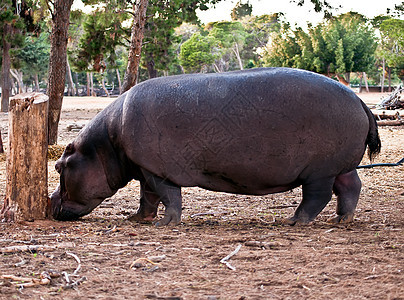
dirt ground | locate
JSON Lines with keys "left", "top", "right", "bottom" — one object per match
{"left": 0, "top": 93, "right": 403, "bottom": 299}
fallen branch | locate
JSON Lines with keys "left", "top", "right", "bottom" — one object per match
{"left": 220, "top": 244, "right": 242, "bottom": 271}
{"left": 62, "top": 252, "right": 82, "bottom": 285}
{"left": 1, "top": 271, "right": 51, "bottom": 288}
{"left": 377, "top": 119, "right": 404, "bottom": 126}
{"left": 66, "top": 252, "right": 81, "bottom": 276}
{"left": 376, "top": 85, "right": 404, "bottom": 110}
{"left": 62, "top": 276, "right": 87, "bottom": 290}
{"left": 0, "top": 242, "right": 75, "bottom": 254}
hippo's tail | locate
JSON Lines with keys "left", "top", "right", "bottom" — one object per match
{"left": 361, "top": 101, "right": 381, "bottom": 161}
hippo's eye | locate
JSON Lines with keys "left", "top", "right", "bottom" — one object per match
{"left": 65, "top": 143, "right": 75, "bottom": 155}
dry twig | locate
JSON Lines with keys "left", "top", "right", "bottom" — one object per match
{"left": 0, "top": 242, "right": 75, "bottom": 254}
{"left": 220, "top": 244, "right": 242, "bottom": 271}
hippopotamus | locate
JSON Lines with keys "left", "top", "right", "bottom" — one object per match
{"left": 51, "top": 67, "right": 381, "bottom": 226}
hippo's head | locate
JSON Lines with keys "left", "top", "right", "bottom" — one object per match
{"left": 51, "top": 139, "right": 118, "bottom": 221}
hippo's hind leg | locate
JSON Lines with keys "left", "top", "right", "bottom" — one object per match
{"left": 283, "top": 177, "right": 335, "bottom": 225}
{"left": 328, "top": 170, "right": 361, "bottom": 224}
{"left": 140, "top": 169, "right": 182, "bottom": 226}
{"left": 128, "top": 181, "right": 160, "bottom": 223}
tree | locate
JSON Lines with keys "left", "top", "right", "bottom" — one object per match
{"left": 121, "top": 0, "right": 149, "bottom": 92}
{"left": 0, "top": 0, "right": 29, "bottom": 112}
{"left": 378, "top": 18, "right": 404, "bottom": 84}
{"left": 207, "top": 21, "right": 248, "bottom": 71}
{"left": 231, "top": 1, "right": 252, "bottom": 21}
{"left": 179, "top": 32, "right": 217, "bottom": 72}
{"left": 46, "top": 0, "right": 74, "bottom": 145}
{"left": 264, "top": 12, "right": 377, "bottom": 84}
{"left": 13, "top": 32, "right": 50, "bottom": 92}
{"left": 241, "top": 13, "right": 282, "bottom": 68}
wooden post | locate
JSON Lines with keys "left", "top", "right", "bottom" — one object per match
{"left": 1, "top": 92, "right": 49, "bottom": 222}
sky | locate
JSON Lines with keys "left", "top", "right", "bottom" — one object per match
{"left": 72, "top": 0, "right": 403, "bottom": 28}
{"left": 196, "top": 0, "right": 403, "bottom": 27}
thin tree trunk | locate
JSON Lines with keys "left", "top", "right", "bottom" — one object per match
{"left": 90, "top": 72, "right": 96, "bottom": 96}
{"left": 66, "top": 59, "right": 75, "bottom": 96}
{"left": 233, "top": 42, "right": 243, "bottom": 70}
{"left": 121, "top": 0, "right": 149, "bottom": 93}
{"left": 1, "top": 23, "right": 11, "bottom": 112}
{"left": 1, "top": 93, "right": 49, "bottom": 222}
{"left": 34, "top": 74, "right": 40, "bottom": 92}
{"left": 74, "top": 72, "right": 79, "bottom": 96}
{"left": 116, "top": 69, "right": 122, "bottom": 94}
{"left": 381, "top": 58, "right": 385, "bottom": 93}
{"left": 47, "top": 0, "right": 74, "bottom": 145}
{"left": 388, "top": 67, "right": 392, "bottom": 92}
{"left": 10, "top": 69, "right": 24, "bottom": 94}
{"left": 86, "top": 72, "right": 91, "bottom": 96}
{"left": 101, "top": 76, "right": 110, "bottom": 97}
{"left": 363, "top": 72, "right": 369, "bottom": 93}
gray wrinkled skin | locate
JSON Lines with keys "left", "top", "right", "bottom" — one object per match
{"left": 51, "top": 67, "right": 380, "bottom": 226}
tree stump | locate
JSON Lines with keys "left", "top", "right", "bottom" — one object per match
{"left": 1, "top": 93, "right": 49, "bottom": 222}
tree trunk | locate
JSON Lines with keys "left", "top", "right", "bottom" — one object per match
{"left": 66, "top": 59, "right": 75, "bottom": 96}
{"left": 90, "top": 72, "right": 96, "bottom": 96}
{"left": 146, "top": 55, "right": 157, "bottom": 79}
{"left": 10, "top": 69, "right": 25, "bottom": 93}
{"left": 233, "top": 42, "right": 244, "bottom": 70}
{"left": 47, "top": 0, "right": 74, "bottom": 145}
{"left": 121, "top": 0, "right": 149, "bottom": 93}
{"left": 34, "top": 74, "right": 40, "bottom": 92}
{"left": 74, "top": 72, "right": 79, "bottom": 96}
{"left": 388, "top": 67, "right": 392, "bottom": 92}
{"left": 363, "top": 72, "right": 369, "bottom": 93}
{"left": 1, "top": 23, "right": 11, "bottom": 112}
{"left": 86, "top": 72, "right": 91, "bottom": 96}
{"left": 116, "top": 69, "right": 122, "bottom": 94}
{"left": 101, "top": 76, "right": 110, "bottom": 97}
{"left": 1, "top": 93, "right": 49, "bottom": 222}
{"left": 381, "top": 58, "right": 385, "bottom": 93}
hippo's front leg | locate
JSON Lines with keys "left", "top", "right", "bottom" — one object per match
{"left": 141, "top": 169, "right": 182, "bottom": 226}
{"left": 128, "top": 181, "right": 160, "bottom": 223}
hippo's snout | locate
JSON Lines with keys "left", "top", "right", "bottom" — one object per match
{"left": 50, "top": 185, "right": 80, "bottom": 221}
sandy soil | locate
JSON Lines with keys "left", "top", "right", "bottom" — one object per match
{"left": 0, "top": 93, "right": 403, "bottom": 299}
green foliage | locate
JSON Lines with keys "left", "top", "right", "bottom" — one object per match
{"left": 231, "top": 1, "right": 252, "bottom": 21}
{"left": 70, "top": 9, "right": 129, "bottom": 72}
{"left": 263, "top": 12, "right": 377, "bottom": 77}
{"left": 179, "top": 32, "right": 217, "bottom": 72}
{"left": 179, "top": 15, "right": 281, "bottom": 73}
{"left": 377, "top": 18, "right": 404, "bottom": 80}
{"left": 13, "top": 32, "right": 50, "bottom": 76}
{"left": 141, "top": 0, "right": 223, "bottom": 77}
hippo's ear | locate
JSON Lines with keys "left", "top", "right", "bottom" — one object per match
{"left": 95, "top": 142, "right": 124, "bottom": 191}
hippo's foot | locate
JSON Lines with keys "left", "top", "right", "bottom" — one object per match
{"left": 327, "top": 214, "right": 354, "bottom": 224}
{"left": 154, "top": 207, "right": 181, "bottom": 227}
{"left": 274, "top": 216, "right": 313, "bottom": 226}
{"left": 127, "top": 212, "right": 156, "bottom": 223}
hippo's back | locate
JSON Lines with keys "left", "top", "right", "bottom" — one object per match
{"left": 121, "top": 68, "right": 369, "bottom": 194}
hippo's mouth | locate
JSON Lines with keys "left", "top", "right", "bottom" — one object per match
{"left": 51, "top": 175, "right": 81, "bottom": 221}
